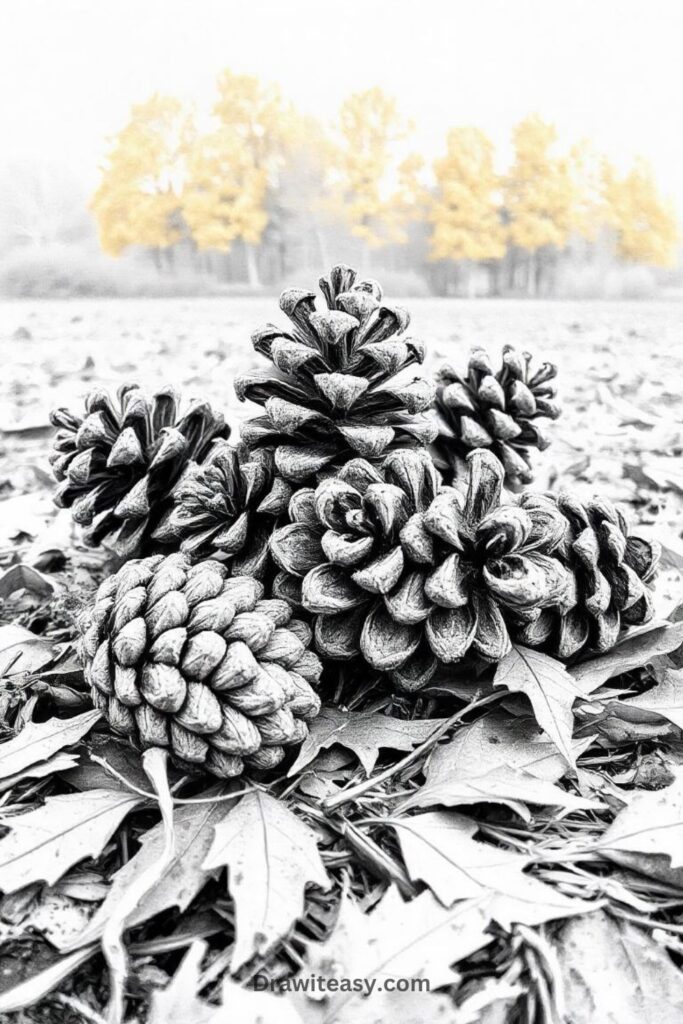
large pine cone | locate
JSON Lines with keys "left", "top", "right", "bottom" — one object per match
{"left": 433, "top": 346, "right": 560, "bottom": 486}
{"left": 152, "top": 444, "right": 291, "bottom": 578}
{"left": 77, "top": 553, "right": 321, "bottom": 778}
{"left": 514, "top": 493, "right": 660, "bottom": 658}
{"left": 272, "top": 448, "right": 658, "bottom": 690}
{"left": 49, "top": 385, "right": 229, "bottom": 558}
{"left": 235, "top": 263, "right": 437, "bottom": 483}
{"left": 272, "top": 448, "right": 574, "bottom": 690}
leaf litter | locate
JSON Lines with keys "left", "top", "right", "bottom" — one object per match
{"left": 2, "top": 300, "right": 683, "bottom": 1022}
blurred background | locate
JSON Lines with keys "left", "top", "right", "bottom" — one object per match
{"left": 0, "top": 0, "right": 681, "bottom": 300}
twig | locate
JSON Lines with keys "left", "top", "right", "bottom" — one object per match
{"left": 322, "top": 691, "right": 504, "bottom": 813}
{"left": 54, "top": 993, "right": 107, "bottom": 1024}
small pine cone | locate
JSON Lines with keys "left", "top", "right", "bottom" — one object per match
{"left": 235, "top": 264, "right": 437, "bottom": 484}
{"left": 77, "top": 553, "right": 321, "bottom": 779}
{"left": 49, "top": 384, "right": 229, "bottom": 558}
{"left": 512, "top": 492, "right": 660, "bottom": 659}
{"left": 433, "top": 346, "right": 560, "bottom": 486}
{"left": 273, "top": 448, "right": 577, "bottom": 691}
{"left": 152, "top": 444, "right": 291, "bottom": 577}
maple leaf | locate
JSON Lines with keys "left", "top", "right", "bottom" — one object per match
{"left": 401, "top": 713, "right": 598, "bottom": 817}
{"left": 570, "top": 620, "right": 683, "bottom": 693}
{"left": 0, "top": 789, "right": 142, "bottom": 893}
{"left": 606, "top": 658, "right": 683, "bottom": 731}
{"left": 494, "top": 645, "right": 583, "bottom": 766}
{"left": 203, "top": 791, "right": 330, "bottom": 970}
{"left": 391, "top": 810, "right": 593, "bottom": 927}
{"left": 306, "top": 886, "right": 492, "bottom": 1001}
{"left": 556, "top": 911, "right": 683, "bottom": 1023}
{"left": 0, "top": 624, "right": 55, "bottom": 676}
{"left": 288, "top": 706, "right": 448, "bottom": 777}
{"left": 600, "top": 769, "right": 683, "bottom": 867}
{"left": 0, "top": 709, "right": 101, "bottom": 780}
{"left": 65, "top": 788, "right": 235, "bottom": 951}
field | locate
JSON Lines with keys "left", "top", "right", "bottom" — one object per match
{"left": 2, "top": 295, "right": 683, "bottom": 1022}
{"left": 2, "top": 295, "right": 683, "bottom": 554}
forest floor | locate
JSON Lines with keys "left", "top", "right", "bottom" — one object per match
{"left": 1, "top": 296, "right": 683, "bottom": 1024}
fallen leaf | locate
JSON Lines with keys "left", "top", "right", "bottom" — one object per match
{"left": 0, "top": 624, "right": 55, "bottom": 676}
{"left": 0, "top": 751, "right": 79, "bottom": 793}
{"left": 391, "top": 810, "right": 594, "bottom": 927}
{"left": 0, "top": 709, "right": 100, "bottom": 780}
{"left": 148, "top": 941, "right": 215, "bottom": 1024}
{"left": 149, "top": 940, "right": 305, "bottom": 1024}
{"left": 288, "top": 706, "right": 447, "bottom": 776}
{"left": 0, "top": 789, "right": 142, "bottom": 893}
{"left": 637, "top": 456, "right": 683, "bottom": 496}
{"left": 203, "top": 791, "right": 330, "bottom": 970}
{"left": 610, "top": 659, "right": 683, "bottom": 731}
{"left": 307, "top": 887, "right": 492, "bottom": 995}
{"left": 401, "top": 713, "right": 597, "bottom": 817}
{"left": 494, "top": 646, "right": 582, "bottom": 766}
{"left": 66, "top": 788, "right": 234, "bottom": 951}
{"left": 0, "top": 564, "right": 57, "bottom": 602}
{"left": 570, "top": 621, "right": 683, "bottom": 693}
{"left": 599, "top": 770, "right": 683, "bottom": 867}
{"left": 556, "top": 910, "right": 683, "bottom": 1023}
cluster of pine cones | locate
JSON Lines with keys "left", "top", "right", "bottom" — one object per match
{"left": 52, "top": 264, "right": 660, "bottom": 778}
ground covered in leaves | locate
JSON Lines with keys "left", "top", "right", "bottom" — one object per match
{"left": 1, "top": 296, "right": 683, "bottom": 1024}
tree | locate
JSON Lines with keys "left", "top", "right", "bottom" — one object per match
{"left": 91, "top": 94, "right": 191, "bottom": 263}
{"left": 182, "top": 127, "right": 268, "bottom": 273}
{"left": 198, "top": 71, "right": 290, "bottom": 285}
{"left": 428, "top": 127, "right": 506, "bottom": 286}
{"left": 503, "top": 115, "right": 578, "bottom": 293}
{"left": 602, "top": 158, "right": 679, "bottom": 266}
{"left": 333, "top": 88, "right": 423, "bottom": 253}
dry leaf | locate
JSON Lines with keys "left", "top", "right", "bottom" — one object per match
{"left": 66, "top": 788, "right": 235, "bottom": 951}
{"left": 288, "top": 706, "right": 447, "bottom": 776}
{"left": 571, "top": 621, "right": 683, "bottom": 693}
{"left": 307, "top": 886, "right": 492, "bottom": 994}
{"left": 600, "top": 770, "right": 683, "bottom": 867}
{"left": 203, "top": 791, "right": 330, "bottom": 970}
{"left": 391, "top": 810, "right": 594, "bottom": 927}
{"left": 0, "top": 623, "right": 55, "bottom": 676}
{"left": 0, "top": 789, "right": 142, "bottom": 892}
{"left": 556, "top": 911, "right": 683, "bottom": 1023}
{"left": 401, "top": 713, "right": 597, "bottom": 817}
{"left": 0, "top": 709, "right": 100, "bottom": 780}
{"left": 494, "top": 646, "right": 582, "bottom": 766}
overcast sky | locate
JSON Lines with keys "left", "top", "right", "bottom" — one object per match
{"left": 1, "top": 0, "right": 682, "bottom": 210}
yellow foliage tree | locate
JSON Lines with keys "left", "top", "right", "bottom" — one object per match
{"left": 91, "top": 94, "right": 191, "bottom": 259}
{"left": 602, "top": 158, "right": 679, "bottom": 266}
{"left": 184, "top": 70, "right": 290, "bottom": 284}
{"left": 182, "top": 128, "right": 268, "bottom": 254}
{"left": 505, "top": 117, "right": 575, "bottom": 247}
{"left": 334, "top": 87, "right": 423, "bottom": 249}
{"left": 429, "top": 126, "right": 506, "bottom": 263}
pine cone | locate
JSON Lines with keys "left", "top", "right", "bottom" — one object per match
{"left": 514, "top": 492, "right": 660, "bottom": 658}
{"left": 272, "top": 448, "right": 575, "bottom": 691}
{"left": 77, "top": 553, "right": 321, "bottom": 778}
{"left": 433, "top": 346, "right": 560, "bottom": 486}
{"left": 235, "top": 263, "right": 437, "bottom": 483}
{"left": 49, "top": 385, "right": 229, "bottom": 558}
{"left": 152, "top": 444, "right": 291, "bottom": 578}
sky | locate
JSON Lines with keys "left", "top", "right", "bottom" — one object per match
{"left": 1, "top": 0, "right": 682, "bottom": 210}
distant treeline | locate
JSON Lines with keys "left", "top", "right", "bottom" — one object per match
{"left": 1, "top": 71, "right": 680, "bottom": 299}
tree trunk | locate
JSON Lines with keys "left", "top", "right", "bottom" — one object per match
{"left": 245, "top": 243, "right": 260, "bottom": 288}
{"left": 527, "top": 251, "right": 537, "bottom": 297}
